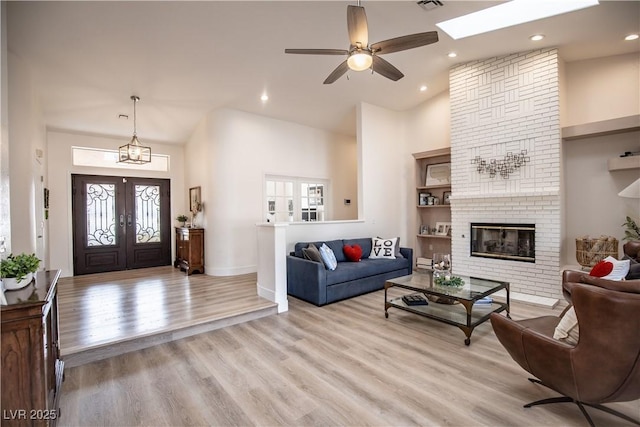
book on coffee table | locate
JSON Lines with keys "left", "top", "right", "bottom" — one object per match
{"left": 402, "top": 294, "right": 428, "bottom": 306}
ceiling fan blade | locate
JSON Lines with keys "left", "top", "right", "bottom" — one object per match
{"left": 323, "top": 60, "right": 349, "bottom": 84}
{"left": 371, "top": 56, "right": 404, "bottom": 81}
{"left": 347, "top": 5, "right": 368, "bottom": 47}
{"left": 370, "top": 31, "right": 439, "bottom": 55}
{"left": 285, "top": 48, "right": 348, "bottom": 55}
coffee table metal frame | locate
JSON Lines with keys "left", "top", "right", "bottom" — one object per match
{"left": 384, "top": 272, "right": 510, "bottom": 345}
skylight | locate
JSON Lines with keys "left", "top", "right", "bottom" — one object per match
{"left": 436, "top": 0, "right": 600, "bottom": 40}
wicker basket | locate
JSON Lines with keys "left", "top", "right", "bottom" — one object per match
{"left": 575, "top": 236, "right": 618, "bottom": 268}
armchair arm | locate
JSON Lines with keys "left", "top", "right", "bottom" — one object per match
{"left": 286, "top": 255, "right": 327, "bottom": 306}
{"left": 400, "top": 247, "right": 413, "bottom": 274}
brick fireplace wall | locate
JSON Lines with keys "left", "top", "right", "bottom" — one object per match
{"left": 449, "top": 48, "right": 562, "bottom": 301}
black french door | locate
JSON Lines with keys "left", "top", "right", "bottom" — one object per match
{"left": 71, "top": 174, "right": 171, "bottom": 275}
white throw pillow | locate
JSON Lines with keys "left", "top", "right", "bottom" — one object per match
{"left": 318, "top": 243, "right": 338, "bottom": 271}
{"left": 369, "top": 237, "right": 397, "bottom": 259}
{"left": 553, "top": 306, "right": 579, "bottom": 346}
{"left": 601, "top": 256, "right": 630, "bottom": 280}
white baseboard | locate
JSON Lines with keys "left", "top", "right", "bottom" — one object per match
{"left": 492, "top": 289, "right": 559, "bottom": 309}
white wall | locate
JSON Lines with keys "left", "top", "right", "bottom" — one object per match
{"left": 284, "top": 102, "right": 409, "bottom": 252}
{"left": 563, "top": 131, "right": 639, "bottom": 265}
{"left": 47, "top": 130, "right": 185, "bottom": 277}
{"left": 0, "top": 2, "right": 10, "bottom": 256}
{"left": 401, "top": 90, "right": 452, "bottom": 256}
{"left": 184, "top": 108, "right": 359, "bottom": 276}
{"left": 7, "top": 51, "right": 46, "bottom": 258}
{"left": 562, "top": 52, "right": 640, "bottom": 265}
{"left": 403, "top": 90, "right": 451, "bottom": 155}
{"left": 564, "top": 53, "right": 640, "bottom": 126}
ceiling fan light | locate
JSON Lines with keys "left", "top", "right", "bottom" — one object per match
{"left": 347, "top": 52, "right": 373, "bottom": 71}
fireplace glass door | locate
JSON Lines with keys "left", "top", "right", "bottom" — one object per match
{"left": 470, "top": 223, "right": 535, "bottom": 262}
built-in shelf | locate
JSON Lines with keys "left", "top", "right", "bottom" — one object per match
{"left": 608, "top": 156, "right": 640, "bottom": 171}
{"left": 417, "top": 185, "right": 451, "bottom": 191}
{"left": 413, "top": 147, "right": 450, "bottom": 160}
{"left": 413, "top": 147, "right": 451, "bottom": 265}
{"left": 562, "top": 115, "right": 640, "bottom": 141}
{"left": 417, "top": 234, "right": 451, "bottom": 240}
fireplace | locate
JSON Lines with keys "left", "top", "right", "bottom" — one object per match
{"left": 471, "top": 223, "right": 535, "bottom": 263}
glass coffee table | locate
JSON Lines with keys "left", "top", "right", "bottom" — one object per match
{"left": 384, "top": 271, "right": 510, "bottom": 345}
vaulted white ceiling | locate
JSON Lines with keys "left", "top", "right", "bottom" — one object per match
{"left": 7, "top": 1, "right": 639, "bottom": 143}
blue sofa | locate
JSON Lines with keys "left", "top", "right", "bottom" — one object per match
{"left": 287, "top": 237, "right": 413, "bottom": 306}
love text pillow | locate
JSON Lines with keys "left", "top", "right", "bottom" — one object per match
{"left": 369, "top": 237, "right": 397, "bottom": 259}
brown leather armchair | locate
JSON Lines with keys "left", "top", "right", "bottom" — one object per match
{"left": 624, "top": 240, "right": 640, "bottom": 262}
{"left": 563, "top": 241, "right": 640, "bottom": 303}
{"left": 490, "top": 282, "right": 640, "bottom": 426}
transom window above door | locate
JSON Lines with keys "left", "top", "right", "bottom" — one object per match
{"left": 265, "top": 176, "right": 329, "bottom": 222}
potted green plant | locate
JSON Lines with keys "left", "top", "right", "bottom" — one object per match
{"left": 176, "top": 214, "right": 189, "bottom": 227}
{"left": 1, "top": 253, "right": 41, "bottom": 290}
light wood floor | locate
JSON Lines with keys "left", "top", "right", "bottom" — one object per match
{"left": 57, "top": 267, "right": 278, "bottom": 367}
{"left": 57, "top": 280, "right": 640, "bottom": 426}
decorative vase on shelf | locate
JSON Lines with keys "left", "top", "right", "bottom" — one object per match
{"left": 433, "top": 253, "right": 451, "bottom": 281}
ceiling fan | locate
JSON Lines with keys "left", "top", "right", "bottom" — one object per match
{"left": 285, "top": 3, "right": 439, "bottom": 84}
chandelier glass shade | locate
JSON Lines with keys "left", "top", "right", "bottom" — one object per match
{"left": 119, "top": 95, "right": 151, "bottom": 164}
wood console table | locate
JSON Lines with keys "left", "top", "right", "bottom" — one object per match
{"left": 1, "top": 270, "right": 64, "bottom": 426}
{"left": 174, "top": 227, "right": 205, "bottom": 275}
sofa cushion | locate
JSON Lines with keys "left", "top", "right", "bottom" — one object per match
{"left": 325, "top": 258, "right": 409, "bottom": 286}
{"left": 377, "top": 236, "right": 404, "bottom": 258}
{"left": 343, "top": 238, "right": 372, "bottom": 259}
{"left": 302, "top": 243, "right": 323, "bottom": 264}
{"left": 553, "top": 306, "right": 579, "bottom": 346}
{"left": 343, "top": 244, "right": 362, "bottom": 262}
{"left": 370, "top": 237, "right": 397, "bottom": 259}
{"left": 319, "top": 243, "right": 338, "bottom": 270}
{"left": 589, "top": 260, "right": 614, "bottom": 278}
{"left": 294, "top": 239, "right": 346, "bottom": 262}
{"left": 600, "top": 256, "right": 630, "bottom": 280}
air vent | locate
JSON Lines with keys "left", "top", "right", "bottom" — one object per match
{"left": 417, "top": 0, "right": 443, "bottom": 11}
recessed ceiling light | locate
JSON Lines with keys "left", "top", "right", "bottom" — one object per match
{"left": 419, "top": 85, "right": 428, "bottom": 92}
{"left": 530, "top": 34, "right": 545, "bottom": 41}
{"left": 447, "top": 52, "right": 457, "bottom": 58}
{"left": 260, "top": 94, "right": 269, "bottom": 102}
{"left": 625, "top": 34, "right": 639, "bottom": 41}
{"left": 436, "top": 0, "right": 599, "bottom": 40}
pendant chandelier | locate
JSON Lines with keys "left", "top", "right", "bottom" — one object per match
{"left": 118, "top": 95, "right": 151, "bottom": 164}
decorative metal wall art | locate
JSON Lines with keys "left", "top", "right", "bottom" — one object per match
{"left": 471, "top": 150, "right": 530, "bottom": 179}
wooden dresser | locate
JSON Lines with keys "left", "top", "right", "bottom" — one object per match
{"left": 174, "top": 227, "right": 205, "bottom": 275}
{"left": 1, "top": 270, "right": 64, "bottom": 426}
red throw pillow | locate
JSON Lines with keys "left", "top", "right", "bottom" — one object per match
{"left": 589, "top": 260, "right": 614, "bottom": 278}
{"left": 343, "top": 244, "right": 363, "bottom": 262}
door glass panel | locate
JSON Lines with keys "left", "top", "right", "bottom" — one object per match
{"left": 135, "top": 185, "right": 161, "bottom": 243}
{"left": 86, "top": 183, "right": 116, "bottom": 246}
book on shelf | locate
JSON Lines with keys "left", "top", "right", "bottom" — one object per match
{"left": 416, "top": 257, "right": 433, "bottom": 269}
